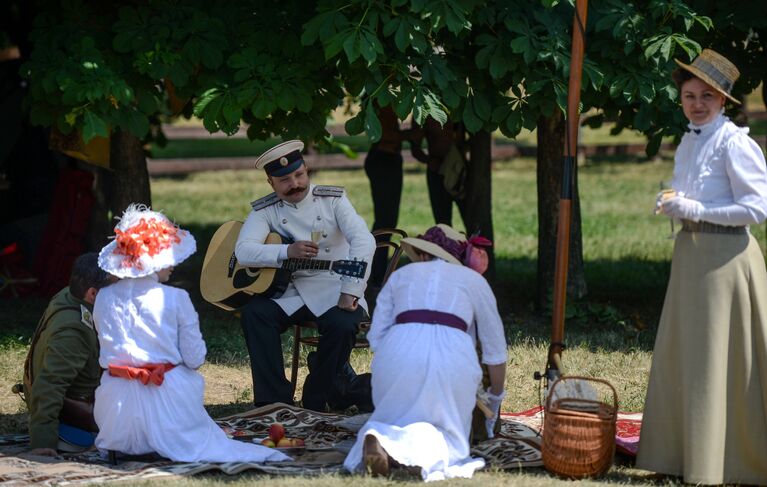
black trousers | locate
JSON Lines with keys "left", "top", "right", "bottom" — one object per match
{"left": 427, "top": 169, "right": 455, "bottom": 226}
{"left": 240, "top": 295, "right": 364, "bottom": 411}
{"left": 364, "top": 148, "right": 403, "bottom": 287}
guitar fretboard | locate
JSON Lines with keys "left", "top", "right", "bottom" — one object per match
{"left": 282, "top": 258, "right": 332, "bottom": 272}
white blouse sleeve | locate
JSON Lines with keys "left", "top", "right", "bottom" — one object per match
{"left": 701, "top": 131, "right": 767, "bottom": 225}
{"left": 176, "top": 289, "right": 206, "bottom": 369}
{"left": 471, "top": 274, "right": 507, "bottom": 365}
{"left": 367, "top": 271, "right": 397, "bottom": 352}
{"left": 334, "top": 194, "right": 376, "bottom": 298}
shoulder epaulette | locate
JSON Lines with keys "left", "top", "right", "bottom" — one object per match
{"left": 250, "top": 193, "right": 279, "bottom": 211}
{"left": 313, "top": 185, "right": 345, "bottom": 197}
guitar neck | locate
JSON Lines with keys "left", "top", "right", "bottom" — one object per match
{"left": 282, "top": 258, "right": 333, "bottom": 272}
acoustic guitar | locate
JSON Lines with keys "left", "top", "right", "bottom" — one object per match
{"left": 200, "top": 221, "right": 367, "bottom": 311}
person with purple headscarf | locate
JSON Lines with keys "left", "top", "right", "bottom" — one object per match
{"left": 343, "top": 224, "right": 506, "bottom": 481}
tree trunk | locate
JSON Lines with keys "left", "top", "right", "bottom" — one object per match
{"left": 86, "top": 130, "right": 151, "bottom": 249}
{"left": 108, "top": 130, "right": 151, "bottom": 213}
{"left": 536, "top": 110, "right": 587, "bottom": 310}
{"left": 463, "top": 129, "right": 495, "bottom": 280}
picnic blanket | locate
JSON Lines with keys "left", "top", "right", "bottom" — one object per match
{"left": 0, "top": 404, "right": 640, "bottom": 485}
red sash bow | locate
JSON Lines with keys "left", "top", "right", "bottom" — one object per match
{"left": 108, "top": 363, "right": 176, "bottom": 386}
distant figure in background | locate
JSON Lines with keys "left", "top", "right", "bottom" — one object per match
{"left": 364, "top": 105, "right": 417, "bottom": 288}
{"left": 409, "top": 118, "right": 466, "bottom": 228}
{"left": 25, "top": 252, "right": 115, "bottom": 455}
{"left": 93, "top": 205, "right": 288, "bottom": 463}
{"left": 638, "top": 49, "right": 767, "bottom": 485}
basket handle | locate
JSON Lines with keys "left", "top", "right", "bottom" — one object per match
{"left": 545, "top": 375, "right": 618, "bottom": 411}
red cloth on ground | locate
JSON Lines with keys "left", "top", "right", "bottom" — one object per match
{"left": 108, "top": 363, "right": 176, "bottom": 386}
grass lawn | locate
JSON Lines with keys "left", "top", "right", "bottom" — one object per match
{"left": 1, "top": 155, "right": 765, "bottom": 485}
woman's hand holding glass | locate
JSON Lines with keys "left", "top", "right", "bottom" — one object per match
{"left": 656, "top": 182, "right": 677, "bottom": 239}
{"left": 662, "top": 195, "right": 704, "bottom": 221}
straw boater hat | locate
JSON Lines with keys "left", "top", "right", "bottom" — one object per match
{"left": 255, "top": 140, "right": 306, "bottom": 176}
{"left": 402, "top": 224, "right": 493, "bottom": 274}
{"left": 402, "top": 224, "right": 466, "bottom": 265}
{"left": 675, "top": 49, "right": 741, "bottom": 104}
{"left": 98, "top": 204, "right": 196, "bottom": 278}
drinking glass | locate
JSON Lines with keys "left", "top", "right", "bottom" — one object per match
{"left": 311, "top": 219, "right": 325, "bottom": 248}
{"left": 657, "top": 181, "right": 676, "bottom": 240}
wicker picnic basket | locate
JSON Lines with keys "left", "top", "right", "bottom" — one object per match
{"left": 541, "top": 376, "right": 618, "bottom": 479}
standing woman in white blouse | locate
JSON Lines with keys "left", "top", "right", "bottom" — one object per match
{"left": 93, "top": 205, "right": 289, "bottom": 464}
{"left": 637, "top": 50, "right": 767, "bottom": 485}
{"left": 343, "top": 224, "right": 507, "bottom": 481}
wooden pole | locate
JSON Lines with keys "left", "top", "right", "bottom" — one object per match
{"left": 546, "top": 0, "right": 589, "bottom": 381}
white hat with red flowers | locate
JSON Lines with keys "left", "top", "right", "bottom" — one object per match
{"left": 98, "top": 204, "right": 196, "bottom": 278}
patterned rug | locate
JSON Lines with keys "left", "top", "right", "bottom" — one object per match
{"left": 0, "top": 403, "right": 544, "bottom": 485}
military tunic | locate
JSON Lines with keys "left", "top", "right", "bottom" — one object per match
{"left": 28, "top": 287, "right": 100, "bottom": 449}
{"left": 235, "top": 184, "right": 376, "bottom": 314}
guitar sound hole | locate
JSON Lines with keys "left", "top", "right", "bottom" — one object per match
{"left": 233, "top": 268, "right": 260, "bottom": 289}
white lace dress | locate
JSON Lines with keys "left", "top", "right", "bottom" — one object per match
{"left": 93, "top": 275, "right": 290, "bottom": 463}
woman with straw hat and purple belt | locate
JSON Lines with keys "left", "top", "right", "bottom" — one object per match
{"left": 638, "top": 49, "right": 767, "bottom": 485}
{"left": 343, "top": 224, "right": 507, "bottom": 481}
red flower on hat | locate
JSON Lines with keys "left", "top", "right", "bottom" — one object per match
{"left": 113, "top": 217, "right": 181, "bottom": 269}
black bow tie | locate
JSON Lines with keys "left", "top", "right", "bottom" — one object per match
{"left": 692, "top": 129, "right": 701, "bottom": 134}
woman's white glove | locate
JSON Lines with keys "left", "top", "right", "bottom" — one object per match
{"left": 661, "top": 195, "right": 704, "bottom": 221}
{"left": 484, "top": 388, "right": 506, "bottom": 438}
{"left": 654, "top": 189, "right": 676, "bottom": 215}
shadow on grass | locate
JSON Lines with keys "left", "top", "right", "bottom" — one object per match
{"left": 494, "top": 255, "right": 667, "bottom": 353}
{"left": 516, "top": 463, "right": 683, "bottom": 485}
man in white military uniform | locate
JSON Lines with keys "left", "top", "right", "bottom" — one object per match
{"left": 235, "top": 140, "right": 376, "bottom": 411}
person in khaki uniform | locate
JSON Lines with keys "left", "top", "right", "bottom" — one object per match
{"left": 25, "top": 252, "right": 115, "bottom": 455}
{"left": 235, "top": 140, "right": 376, "bottom": 412}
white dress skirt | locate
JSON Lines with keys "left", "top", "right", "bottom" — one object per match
{"left": 343, "top": 323, "right": 484, "bottom": 481}
{"left": 636, "top": 230, "right": 767, "bottom": 485}
{"left": 343, "top": 260, "right": 507, "bottom": 481}
{"left": 94, "top": 365, "right": 289, "bottom": 463}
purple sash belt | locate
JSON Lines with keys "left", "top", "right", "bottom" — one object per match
{"left": 395, "top": 309, "right": 468, "bottom": 333}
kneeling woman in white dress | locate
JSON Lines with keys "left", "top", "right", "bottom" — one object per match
{"left": 93, "top": 205, "right": 289, "bottom": 463}
{"left": 343, "top": 224, "right": 507, "bottom": 481}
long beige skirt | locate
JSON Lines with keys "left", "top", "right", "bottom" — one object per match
{"left": 636, "top": 230, "right": 767, "bottom": 485}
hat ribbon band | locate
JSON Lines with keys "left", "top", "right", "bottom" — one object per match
{"left": 692, "top": 58, "right": 733, "bottom": 93}
{"left": 266, "top": 157, "right": 305, "bottom": 177}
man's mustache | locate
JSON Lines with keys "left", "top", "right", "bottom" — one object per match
{"left": 286, "top": 186, "right": 307, "bottom": 195}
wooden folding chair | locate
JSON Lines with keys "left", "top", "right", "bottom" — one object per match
{"left": 288, "top": 228, "right": 408, "bottom": 395}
